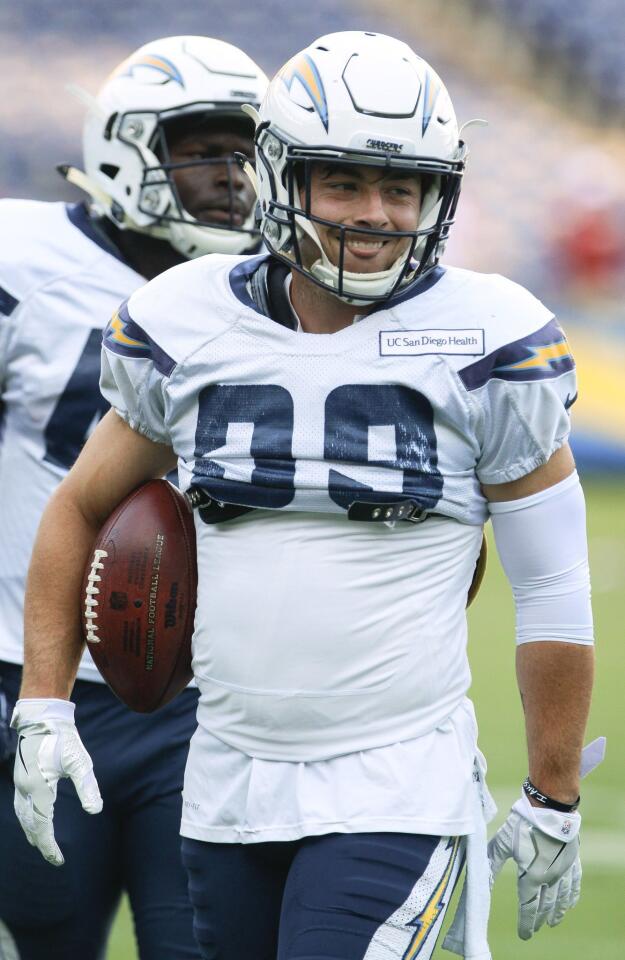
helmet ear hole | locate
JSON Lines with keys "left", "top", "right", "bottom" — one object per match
{"left": 99, "top": 163, "right": 119, "bottom": 181}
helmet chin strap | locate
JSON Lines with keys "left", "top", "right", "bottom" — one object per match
{"left": 59, "top": 165, "right": 123, "bottom": 221}
{"left": 309, "top": 255, "right": 409, "bottom": 305}
{"left": 167, "top": 218, "right": 258, "bottom": 258}
{"left": 293, "top": 212, "right": 410, "bottom": 305}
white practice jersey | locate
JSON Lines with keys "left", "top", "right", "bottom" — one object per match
{"left": 101, "top": 253, "right": 577, "bottom": 765}
{"left": 0, "top": 199, "right": 143, "bottom": 681}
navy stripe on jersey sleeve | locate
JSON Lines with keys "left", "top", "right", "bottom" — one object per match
{"left": 0, "top": 285, "right": 19, "bottom": 316}
{"left": 458, "top": 317, "right": 574, "bottom": 390}
{"left": 103, "top": 300, "right": 176, "bottom": 376}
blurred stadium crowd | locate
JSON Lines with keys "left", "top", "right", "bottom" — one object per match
{"left": 470, "top": 0, "right": 625, "bottom": 116}
{"left": 1, "top": 0, "right": 624, "bottom": 467}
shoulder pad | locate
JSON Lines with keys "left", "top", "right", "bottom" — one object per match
{"left": 125, "top": 253, "right": 261, "bottom": 366}
{"left": 0, "top": 200, "right": 135, "bottom": 303}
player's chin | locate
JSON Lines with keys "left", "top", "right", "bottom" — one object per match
{"left": 341, "top": 241, "right": 402, "bottom": 274}
{"left": 343, "top": 253, "right": 389, "bottom": 273}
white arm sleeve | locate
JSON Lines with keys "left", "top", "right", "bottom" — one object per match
{"left": 488, "top": 471, "right": 594, "bottom": 645}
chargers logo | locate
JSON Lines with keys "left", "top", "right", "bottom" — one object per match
{"left": 103, "top": 304, "right": 155, "bottom": 362}
{"left": 107, "top": 310, "right": 149, "bottom": 350}
{"left": 279, "top": 53, "right": 328, "bottom": 131}
{"left": 493, "top": 339, "right": 572, "bottom": 374}
{"left": 459, "top": 319, "right": 576, "bottom": 390}
{"left": 114, "top": 53, "right": 185, "bottom": 88}
{"left": 103, "top": 301, "right": 176, "bottom": 375}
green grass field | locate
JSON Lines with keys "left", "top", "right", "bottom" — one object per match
{"left": 107, "top": 478, "right": 625, "bottom": 958}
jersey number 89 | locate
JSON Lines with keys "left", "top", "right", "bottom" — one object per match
{"left": 193, "top": 383, "right": 443, "bottom": 512}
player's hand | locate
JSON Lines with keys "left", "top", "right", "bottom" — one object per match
{"left": 10, "top": 698, "right": 102, "bottom": 866}
{"left": 488, "top": 792, "right": 581, "bottom": 940}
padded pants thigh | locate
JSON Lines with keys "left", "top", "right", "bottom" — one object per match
{"left": 181, "top": 838, "right": 293, "bottom": 960}
{"left": 278, "top": 833, "right": 465, "bottom": 960}
{"left": 181, "top": 832, "right": 464, "bottom": 960}
{"left": 0, "top": 758, "right": 120, "bottom": 960}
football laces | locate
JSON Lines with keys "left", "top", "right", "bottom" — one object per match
{"left": 84, "top": 548, "right": 108, "bottom": 643}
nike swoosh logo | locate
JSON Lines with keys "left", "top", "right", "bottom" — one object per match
{"left": 17, "top": 735, "right": 28, "bottom": 773}
{"left": 547, "top": 843, "right": 567, "bottom": 870}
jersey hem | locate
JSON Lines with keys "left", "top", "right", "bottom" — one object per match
{"left": 179, "top": 814, "right": 475, "bottom": 844}
{"left": 476, "top": 435, "right": 567, "bottom": 485}
{"left": 111, "top": 405, "right": 168, "bottom": 445}
{"left": 0, "top": 653, "right": 24, "bottom": 667}
{"left": 0, "top": 655, "right": 107, "bottom": 684}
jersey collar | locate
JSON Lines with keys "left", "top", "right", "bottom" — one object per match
{"left": 229, "top": 255, "right": 446, "bottom": 320}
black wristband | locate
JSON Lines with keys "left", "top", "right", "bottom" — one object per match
{"left": 523, "top": 777, "right": 580, "bottom": 812}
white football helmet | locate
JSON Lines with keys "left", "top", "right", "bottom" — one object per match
{"left": 252, "top": 32, "right": 466, "bottom": 303}
{"left": 64, "top": 36, "right": 268, "bottom": 258}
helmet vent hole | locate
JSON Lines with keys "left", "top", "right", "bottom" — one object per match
{"left": 125, "top": 185, "right": 131, "bottom": 196}
{"left": 99, "top": 163, "right": 119, "bottom": 181}
{"left": 315, "top": 46, "right": 329, "bottom": 51}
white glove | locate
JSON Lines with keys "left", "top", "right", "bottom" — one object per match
{"left": 488, "top": 791, "right": 581, "bottom": 940}
{"left": 11, "top": 698, "right": 103, "bottom": 866}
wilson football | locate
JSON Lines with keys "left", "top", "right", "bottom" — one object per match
{"left": 82, "top": 480, "right": 197, "bottom": 712}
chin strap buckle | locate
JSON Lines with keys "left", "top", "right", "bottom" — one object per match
{"left": 346, "top": 499, "right": 427, "bottom": 523}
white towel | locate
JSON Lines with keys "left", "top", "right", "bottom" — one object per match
{"left": 443, "top": 754, "right": 496, "bottom": 959}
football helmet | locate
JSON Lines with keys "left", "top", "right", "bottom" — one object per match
{"left": 252, "top": 32, "right": 466, "bottom": 303}
{"left": 65, "top": 36, "right": 268, "bottom": 257}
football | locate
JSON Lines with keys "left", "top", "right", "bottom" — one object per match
{"left": 467, "top": 534, "right": 487, "bottom": 607}
{"left": 82, "top": 480, "right": 197, "bottom": 712}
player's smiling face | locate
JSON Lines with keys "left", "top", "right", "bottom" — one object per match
{"left": 301, "top": 162, "right": 422, "bottom": 274}
{"left": 165, "top": 118, "right": 256, "bottom": 227}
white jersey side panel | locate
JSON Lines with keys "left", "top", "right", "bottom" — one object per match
{"left": 0, "top": 200, "right": 143, "bottom": 680}
{"left": 180, "top": 699, "right": 485, "bottom": 842}
{"left": 101, "top": 254, "right": 577, "bottom": 760}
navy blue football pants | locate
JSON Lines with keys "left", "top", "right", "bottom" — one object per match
{"left": 0, "top": 661, "right": 201, "bottom": 960}
{"left": 181, "top": 831, "right": 465, "bottom": 960}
